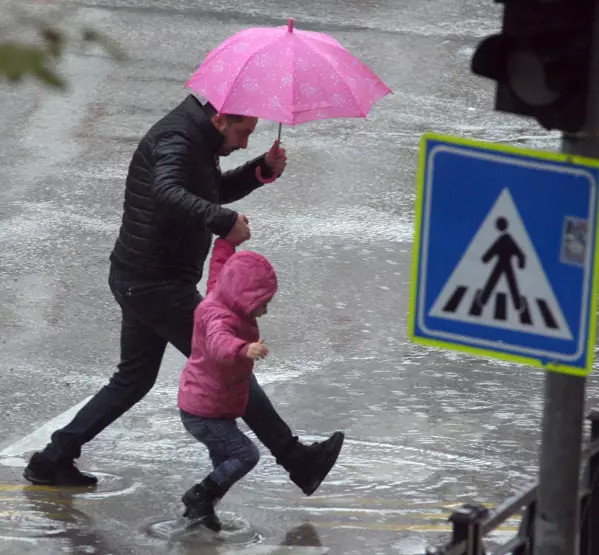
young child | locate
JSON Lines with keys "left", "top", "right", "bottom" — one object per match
{"left": 177, "top": 236, "right": 277, "bottom": 531}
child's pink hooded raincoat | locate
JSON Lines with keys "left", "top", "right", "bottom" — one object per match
{"left": 178, "top": 239, "right": 277, "bottom": 418}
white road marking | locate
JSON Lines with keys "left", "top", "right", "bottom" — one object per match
{"left": 0, "top": 396, "right": 93, "bottom": 462}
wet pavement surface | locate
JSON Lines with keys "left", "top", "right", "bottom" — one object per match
{"left": 1, "top": 0, "right": 599, "bottom": 553}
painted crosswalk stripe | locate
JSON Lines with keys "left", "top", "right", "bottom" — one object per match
{"left": 443, "top": 286, "right": 467, "bottom": 312}
{"left": 537, "top": 299, "right": 558, "bottom": 329}
{"left": 435, "top": 282, "right": 569, "bottom": 339}
{"left": 495, "top": 292, "right": 507, "bottom": 320}
{"left": 0, "top": 396, "right": 93, "bottom": 460}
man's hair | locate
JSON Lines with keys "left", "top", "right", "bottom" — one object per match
{"left": 224, "top": 114, "right": 247, "bottom": 124}
{"left": 203, "top": 101, "right": 247, "bottom": 123}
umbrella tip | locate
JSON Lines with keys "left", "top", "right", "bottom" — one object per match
{"left": 287, "top": 18, "right": 294, "bottom": 33}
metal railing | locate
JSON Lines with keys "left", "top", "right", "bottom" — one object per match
{"left": 425, "top": 411, "right": 599, "bottom": 555}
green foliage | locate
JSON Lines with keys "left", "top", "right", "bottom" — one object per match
{"left": 0, "top": 13, "right": 125, "bottom": 90}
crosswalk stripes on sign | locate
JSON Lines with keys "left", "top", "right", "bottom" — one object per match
{"left": 442, "top": 285, "right": 559, "bottom": 329}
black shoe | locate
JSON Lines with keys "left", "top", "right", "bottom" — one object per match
{"left": 181, "top": 480, "right": 223, "bottom": 532}
{"left": 23, "top": 452, "right": 98, "bottom": 486}
{"left": 289, "top": 431, "right": 345, "bottom": 496}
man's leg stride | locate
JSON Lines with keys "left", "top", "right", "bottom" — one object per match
{"left": 23, "top": 267, "right": 201, "bottom": 486}
{"left": 243, "top": 375, "right": 344, "bottom": 496}
{"left": 24, "top": 308, "right": 168, "bottom": 486}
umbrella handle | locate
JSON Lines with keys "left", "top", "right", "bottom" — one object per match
{"left": 255, "top": 123, "right": 283, "bottom": 183}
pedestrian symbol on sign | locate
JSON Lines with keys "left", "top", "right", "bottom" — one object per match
{"left": 429, "top": 188, "right": 573, "bottom": 340}
{"left": 475, "top": 216, "right": 525, "bottom": 313}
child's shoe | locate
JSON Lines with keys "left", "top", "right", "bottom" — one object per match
{"left": 181, "top": 478, "right": 224, "bottom": 532}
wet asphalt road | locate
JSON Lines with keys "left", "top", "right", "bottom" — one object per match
{"left": 2, "top": 0, "right": 599, "bottom": 554}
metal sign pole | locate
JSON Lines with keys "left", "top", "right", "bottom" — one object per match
{"left": 534, "top": 3, "right": 599, "bottom": 553}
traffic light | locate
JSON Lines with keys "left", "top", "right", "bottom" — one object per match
{"left": 471, "top": 0, "right": 595, "bottom": 133}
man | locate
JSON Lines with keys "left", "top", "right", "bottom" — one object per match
{"left": 23, "top": 94, "right": 344, "bottom": 496}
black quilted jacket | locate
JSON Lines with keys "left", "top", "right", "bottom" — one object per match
{"left": 110, "top": 95, "right": 271, "bottom": 283}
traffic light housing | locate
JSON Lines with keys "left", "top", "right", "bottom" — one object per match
{"left": 471, "top": 0, "right": 595, "bottom": 133}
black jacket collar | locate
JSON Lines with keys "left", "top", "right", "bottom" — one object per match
{"left": 183, "top": 95, "right": 224, "bottom": 154}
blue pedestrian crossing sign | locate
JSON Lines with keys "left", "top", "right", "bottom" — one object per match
{"left": 409, "top": 133, "right": 599, "bottom": 376}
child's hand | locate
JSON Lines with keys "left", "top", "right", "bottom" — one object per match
{"left": 225, "top": 213, "right": 250, "bottom": 246}
{"left": 245, "top": 339, "right": 269, "bottom": 360}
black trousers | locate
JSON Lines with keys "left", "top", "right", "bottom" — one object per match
{"left": 42, "top": 265, "right": 298, "bottom": 465}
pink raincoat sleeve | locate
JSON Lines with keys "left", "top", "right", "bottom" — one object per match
{"left": 206, "top": 238, "right": 236, "bottom": 294}
{"left": 204, "top": 309, "right": 249, "bottom": 364}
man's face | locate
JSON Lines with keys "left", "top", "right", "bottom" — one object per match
{"left": 215, "top": 116, "right": 258, "bottom": 156}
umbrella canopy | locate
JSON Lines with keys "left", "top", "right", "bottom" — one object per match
{"left": 186, "top": 18, "right": 391, "bottom": 126}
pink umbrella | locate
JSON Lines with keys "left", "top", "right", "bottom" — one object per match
{"left": 185, "top": 18, "right": 391, "bottom": 139}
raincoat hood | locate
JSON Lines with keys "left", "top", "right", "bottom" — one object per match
{"left": 215, "top": 250, "right": 277, "bottom": 317}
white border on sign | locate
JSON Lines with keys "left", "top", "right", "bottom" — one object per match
{"left": 417, "top": 144, "right": 596, "bottom": 363}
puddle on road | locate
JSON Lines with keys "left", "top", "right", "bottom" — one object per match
{"left": 146, "top": 511, "right": 263, "bottom": 547}
{"left": 0, "top": 498, "right": 90, "bottom": 539}
{"left": 0, "top": 473, "right": 134, "bottom": 551}
{"left": 0, "top": 472, "right": 134, "bottom": 499}
{"left": 69, "top": 472, "right": 137, "bottom": 499}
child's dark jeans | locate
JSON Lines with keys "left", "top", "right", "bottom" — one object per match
{"left": 180, "top": 409, "right": 260, "bottom": 493}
